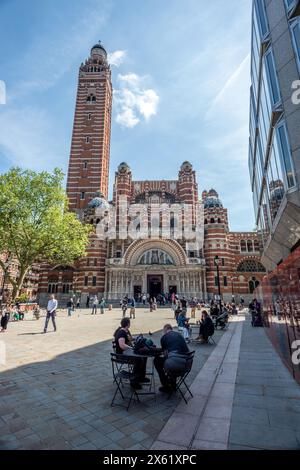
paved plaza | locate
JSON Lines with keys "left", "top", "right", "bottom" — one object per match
{"left": 1, "top": 307, "right": 300, "bottom": 450}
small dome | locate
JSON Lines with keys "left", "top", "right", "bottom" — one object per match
{"left": 208, "top": 188, "right": 219, "bottom": 198}
{"left": 181, "top": 161, "right": 193, "bottom": 172}
{"left": 91, "top": 42, "right": 107, "bottom": 56}
{"left": 118, "top": 162, "right": 131, "bottom": 173}
{"left": 204, "top": 197, "right": 223, "bottom": 209}
{"left": 87, "top": 191, "right": 109, "bottom": 210}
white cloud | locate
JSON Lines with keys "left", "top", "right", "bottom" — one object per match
{"left": 114, "top": 73, "right": 159, "bottom": 128}
{"left": 108, "top": 50, "right": 127, "bottom": 67}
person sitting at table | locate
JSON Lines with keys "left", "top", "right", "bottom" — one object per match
{"left": 177, "top": 310, "right": 190, "bottom": 342}
{"left": 154, "top": 324, "right": 190, "bottom": 394}
{"left": 196, "top": 311, "right": 214, "bottom": 343}
{"left": 113, "top": 317, "right": 149, "bottom": 390}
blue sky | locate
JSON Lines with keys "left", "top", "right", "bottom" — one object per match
{"left": 0, "top": 0, "right": 254, "bottom": 231}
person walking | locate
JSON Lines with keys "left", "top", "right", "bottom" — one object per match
{"left": 86, "top": 295, "right": 90, "bottom": 309}
{"left": 91, "top": 295, "right": 98, "bottom": 315}
{"left": 142, "top": 293, "right": 147, "bottom": 306}
{"left": 67, "top": 298, "right": 73, "bottom": 317}
{"left": 100, "top": 298, "right": 106, "bottom": 314}
{"left": 0, "top": 305, "right": 11, "bottom": 332}
{"left": 121, "top": 296, "right": 128, "bottom": 318}
{"left": 130, "top": 297, "right": 136, "bottom": 319}
{"left": 44, "top": 294, "right": 58, "bottom": 333}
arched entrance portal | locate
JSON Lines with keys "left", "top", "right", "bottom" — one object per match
{"left": 147, "top": 274, "right": 163, "bottom": 298}
{"left": 105, "top": 239, "right": 206, "bottom": 301}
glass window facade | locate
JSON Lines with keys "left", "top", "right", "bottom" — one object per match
{"left": 285, "top": 0, "right": 296, "bottom": 12}
{"left": 291, "top": 19, "right": 300, "bottom": 69}
{"left": 255, "top": 0, "right": 269, "bottom": 38}
{"left": 276, "top": 123, "right": 296, "bottom": 188}
{"left": 249, "top": 1, "right": 298, "bottom": 250}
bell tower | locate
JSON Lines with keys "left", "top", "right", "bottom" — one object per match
{"left": 66, "top": 42, "right": 112, "bottom": 213}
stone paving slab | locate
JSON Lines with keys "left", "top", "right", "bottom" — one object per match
{"left": 153, "top": 313, "right": 300, "bottom": 450}
{"left": 228, "top": 314, "right": 300, "bottom": 450}
{"left": 152, "top": 317, "right": 244, "bottom": 450}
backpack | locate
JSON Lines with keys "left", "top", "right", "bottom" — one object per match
{"left": 134, "top": 335, "right": 158, "bottom": 355}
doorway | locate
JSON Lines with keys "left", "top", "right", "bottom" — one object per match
{"left": 147, "top": 275, "right": 163, "bottom": 298}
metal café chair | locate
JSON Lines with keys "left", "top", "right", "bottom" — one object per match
{"left": 165, "top": 350, "right": 195, "bottom": 404}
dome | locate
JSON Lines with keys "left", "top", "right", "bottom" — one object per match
{"left": 118, "top": 162, "right": 131, "bottom": 173}
{"left": 180, "top": 161, "right": 193, "bottom": 172}
{"left": 87, "top": 191, "right": 109, "bottom": 210}
{"left": 91, "top": 42, "right": 107, "bottom": 56}
{"left": 204, "top": 196, "right": 223, "bottom": 209}
{"left": 207, "top": 188, "right": 219, "bottom": 198}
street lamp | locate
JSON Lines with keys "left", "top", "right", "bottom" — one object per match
{"left": 229, "top": 276, "right": 237, "bottom": 302}
{"left": 214, "top": 255, "right": 222, "bottom": 312}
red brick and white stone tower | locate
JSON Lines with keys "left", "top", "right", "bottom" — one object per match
{"left": 66, "top": 42, "right": 112, "bottom": 213}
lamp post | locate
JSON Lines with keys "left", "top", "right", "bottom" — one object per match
{"left": 229, "top": 276, "right": 237, "bottom": 302}
{"left": 214, "top": 255, "right": 222, "bottom": 312}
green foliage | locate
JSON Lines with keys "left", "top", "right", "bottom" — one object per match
{"left": 0, "top": 167, "right": 92, "bottom": 298}
{"left": 16, "top": 293, "right": 30, "bottom": 304}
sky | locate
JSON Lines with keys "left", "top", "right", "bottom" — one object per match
{"left": 0, "top": 0, "right": 255, "bottom": 231}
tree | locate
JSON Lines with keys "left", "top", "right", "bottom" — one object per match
{"left": 0, "top": 168, "right": 92, "bottom": 301}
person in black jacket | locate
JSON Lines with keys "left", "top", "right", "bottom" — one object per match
{"left": 196, "top": 311, "right": 214, "bottom": 342}
{"left": 154, "top": 324, "right": 189, "bottom": 393}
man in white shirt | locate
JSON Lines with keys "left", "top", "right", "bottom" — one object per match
{"left": 44, "top": 294, "right": 58, "bottom": 333}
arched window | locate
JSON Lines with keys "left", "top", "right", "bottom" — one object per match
{"left": 237, "top": 260, "right": 266, "bottom": 272}
{"left": 204, "top": 219, "right": 208, "bottom": 225}
{"left": 210, "top": 218, "right": 215, "bottom": 224}
{"left": 240, "top": 240, "right": 247, "bottom": 252}
{"left": 217, "top": 218, "right": 221, "bottom": 224}
{"left": 87, "top": 94, "right": 96, "bottom": 103}
{"left": 48, "top": 275, "right": 58, "bottom": 294}
{"left": 254, "top": 240, "right": 260, "bottom": 252}
{"left": 249, "top": 278, "right": 260, "bottom": 294}
{"left": 138, "top": 249, "right": 174, "bottom": 265}
{"left": 247, "top": 240, "right": 253, "bottom": 252}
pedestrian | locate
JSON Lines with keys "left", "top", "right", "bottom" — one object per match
{"left": 86, "top": 295, "right": 90, "bottom": 309}
{"left": 67, "top": 298, "right": 73, "bottom": 317}
{"left": 91, "top": 295, "right": 98, "bottom": 315}
{"left": 121, "top": 296, "right": 128, "bottom": 318}
{"left": 44, "top": 294, "right": 58, "bottom": 333}
{"left": 1, "top": 305, "right": 11, "bottom": 332}
{"left": 130, "top": 297, "right": 136, "bottom": 319}
{"left": 190, "top": 298, "right": 197, "bottom": 319}
{"left": 76, "top": 297, "right": 80, "bottom": 309}
{"left": 142, "top": 293, "right": 146, "bottom": 306}
{"left": 100, "top": 298, "right": 106, "bottom": 314}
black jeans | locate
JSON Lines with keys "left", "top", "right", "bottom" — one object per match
{"left": 44, "top": 311, "right": 57, "bottom": 332}
{"left": 154, "top": 356, "right": 168, "bottom": 387}
{"left": 124, "top": 350, "right": 147, "bottom": 383}
{"left": 199, "top": 324, "right": 209, "bottom": 341}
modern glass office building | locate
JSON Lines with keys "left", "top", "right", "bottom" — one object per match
{"left": 249, "top": 0, "right": 300, "bottom": 268}
{"left": 248, "top": 0, "right": 300, "bottom": 383}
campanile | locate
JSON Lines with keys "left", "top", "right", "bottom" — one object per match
{"left": 66, "top": 42, "right": 112, "bottom": 212}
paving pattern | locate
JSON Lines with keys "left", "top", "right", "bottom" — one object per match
{"left": 152, "top": 314, "right": 300, "bottom": 450}
{"left": 0, "top": 307, "right": 223, "bottom": 450}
